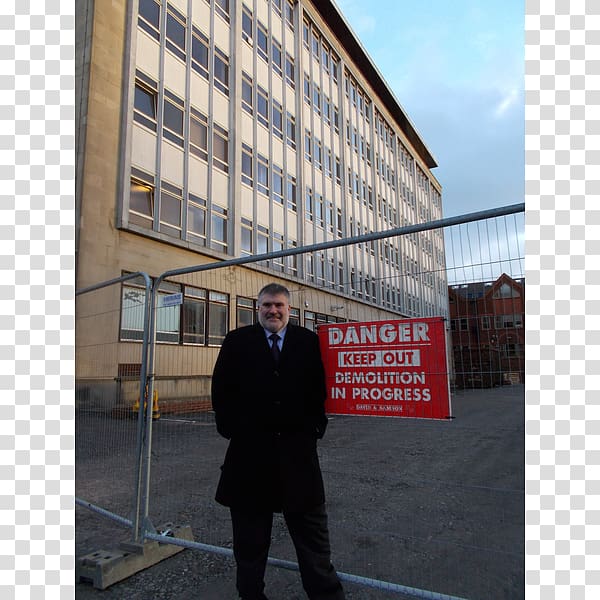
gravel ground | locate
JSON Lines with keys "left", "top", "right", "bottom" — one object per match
{"left": 76, "top": 384, "right": 524, "bottom": 600}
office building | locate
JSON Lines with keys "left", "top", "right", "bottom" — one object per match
{"left": 76, "top": 0, "right": 448, "bottom": 403}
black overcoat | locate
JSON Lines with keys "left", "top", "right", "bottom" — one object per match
{"left": 211, "top": 323, "right": 329, "bottom": 512}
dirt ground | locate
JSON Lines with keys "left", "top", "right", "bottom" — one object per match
{"left": 75, "top": 384, "right": 524, "bottom": 600}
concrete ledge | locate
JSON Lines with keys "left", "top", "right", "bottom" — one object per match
{"left": 76, "top": 523, "right": 194, "bottom": 590}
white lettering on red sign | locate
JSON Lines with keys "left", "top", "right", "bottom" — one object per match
{"left": 328, "top": 322, "right": 430, "bottom": 346}
{"left": 337, "top": 349, "right": 421, "bottom": 368}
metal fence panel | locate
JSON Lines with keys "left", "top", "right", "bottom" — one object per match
{"left": 75, "top": 206, "right": 524, "bottom": 599}
{"left": 75, "top": 273, "right": 152, "bottom": 548}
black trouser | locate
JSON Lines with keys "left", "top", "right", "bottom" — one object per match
{"left": 230, "top": 504, "right": 345, "bottom": 600}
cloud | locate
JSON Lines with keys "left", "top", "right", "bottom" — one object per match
{"left": 493, "top": 88, "right": 520, "bottom": 119}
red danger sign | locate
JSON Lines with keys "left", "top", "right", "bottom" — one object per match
{"left": 318, "top": 317, "right": 451, "bottom": 419}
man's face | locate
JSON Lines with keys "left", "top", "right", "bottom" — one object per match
{"left": 257, "top": 292, "right": 290, "bottom": 333}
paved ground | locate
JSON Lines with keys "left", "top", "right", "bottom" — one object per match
{"left": 75, "top": 384, "right": 524, "bottom": 600}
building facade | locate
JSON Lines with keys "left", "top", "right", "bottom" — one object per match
{"left": 448, "top": 274, "right": 525, "bottom": 387}
{"left": 76, "top": 0, "right": 448, "bottom": 403}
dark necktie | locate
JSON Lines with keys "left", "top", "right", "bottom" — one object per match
{"left": 269, "top": 333, "right": 281, "bottom": 366}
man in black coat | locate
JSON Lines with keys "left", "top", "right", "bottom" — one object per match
{"left": 212, "top": 283, "right": 345, "bottom": 600}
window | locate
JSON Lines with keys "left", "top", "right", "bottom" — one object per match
{"left": 191, "top": 27, "right": 209, "bottom": 79}
{"left": 183, "top": 286, "right": 206, "bottom": 344}
{"left": 129, "top": 171, "right": 154, "bottom": 229}
{"left": 304, "top": 311, "right": 315, "bottom": 331}
{"left": 311, "top": 30, "right": 319, "bottom": 58}
{"left": 305, "top": 187, "right": 313, "bottom": 221}
{"left": 494, "top": 282, "right": 519, "bottom": 299}
{"left": 314, "top": 139, "right": 322, "bottom": 170}
{"left": 287, "top": 240, "right": 298, "bottom": 275}
{"left": 322, "top": 43, "right": 330, "bottom": 72}
{"left": 242, "top": 5, "right": 253, "bottom": 44}
{"left": 324, "top": 148, "right": 332, "bottom": 178}
{"left": 257, "top": 22, "right": 268, "bottom": 61}
{"left": 166, "top": 3, "right": 186, "bottom": 61}
{"left": 495, "top": 314, "right": 524, "bottom": 329}
{"left": 315, "top": 193, "right": 323, "bottom": 228}
{"left": 273, "top": 164, "right": 284, "bottom": 204}
{"left": 323, "top": 96, "right": 331, "bottom": 125}
{"left": 286, "top": 175, "right": 297, "bottom": 212}
{"left": 138, "top": 0, "right": 160, "bottom": 40}
{"left": 212, "top": 123, "right": 229, "bottom": 172}
{"left": 312, "top": 84, "right": 321, "bottom": 114}
{"left": 257, "top": 86, "right": 269, "bottom": 128}
{"left": 285, "top": 53, "right": 295, "bottom": 88}
{"left": 187, "top": 193, "right": 206, "bottom": 244}
{"left": 210, "top": 205, "right": 228, "bottom": 252}
{"left": 286, "top": 112, "right": 296, "bottom": 149}
{"left": 241, "top": 217, "right": 253, "bottom": 255}
{"left": 120, "top": 275, "right": 147, "bottom": 341}
{"left": 303, "top": 74, "right": 311, "bottom": 105}
{"left": 214, "top": 46, "right": 229, "bottom": 95}
{"left": 272, "top": 39, "right": 282, "bottom": 77}
{"left": 257, "top": 225, "right": 269, "bottom": 255}
{"left": 208, "top": 291, "right": 229, "bottom": 345}
{"left": 331, "top": 56, "right": 339, "bottom": 82}
{"left": 325, "top": 200, "right": 333, "bottom": 233}
{"left": 237, "top": 297, "right": 256, "bottom": 327}
{"left": 285, "top": 1, "right": 294, "bottom": 30}
{"left": 241, "top": 72, "right": 253, "bottom": 115}
{"left": 316, "top": 252, "right": 325, "bottom": 284}
{"left": 302, "top": 19, "right": 310, "bottom": 48}
{"left": 273, "top": 232, "right": 284, "bottom": 271}
{"left": 504, "top": 343, "right": 523, "bottom": 357}
{"left": 156, "top": 280, "right": 181, "bottom": 343}
{"left": 133, "top": 80, "right": 157, "bottom": 131}
{"left": 121, "top": 278, "right": 229, "bottom": 346}
{"left": 163, "top": 90, "right": 184, "bottom": 147}
{"left": 304, "top": 129, "right": 312, "bottom": 162}
{"left": 215, "top": 0, "right": 230, "bottom": 23}
{"left": 190, "top": 108, "right": 208, "bottom": 160}
{"left": 481, "top": 315, "right": 491, "bottom": 329}
{"left": 160, "top": 181, "right": 182, "bottom": 238}
{"left": 257, "top": 154, "right": 269, "bottom": 195}
{"left": 306, "top": 255, "right": 314, "bottom": 282}
{"left": 241, "top": 143, "right": 253, "bottom": 186}
{"left": 272, "top": 100, "right": 283, "bottom": 139}
{"left": 289, "top": 307, "right": 300, "bottom": 326}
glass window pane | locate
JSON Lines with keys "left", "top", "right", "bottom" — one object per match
{"left": 130, "top": 181, "right": 153, "bottom": 216}
{"left": 120, "top": 285, "right": 146, "bottom": 340}
{"left": 192, "top": 35, "right": 209, "bottom": 67}
{"left": 163, "top": 100, "right": 183, "bottom": 134}
{"left": 212, "top": 213, "right": 227, "bottom": 243}
{"left": 190, "top": 117, "right": 207, "bottom": 149}
{"left": 167, "top": 13, "right": 185, "bottom": 50}
{"left": 160, "top": 191, "right": 181, "bottom": 226}
{"left": 188, "top": 203, "right": 206, "bottom": 237}
{"left": 208, "top": 303, "right": 228, "bottom": 345}
{"left": 183, "top": 299, "right": 205, "bottom": 344}
{"left": 134, "top": 85, "right": 155, "bottom": 118}
{"left": 139, "top": 0, "right": 159, "bottom": 27}
{"left": 213, "top": 132, "right": 228, "bottom": 162}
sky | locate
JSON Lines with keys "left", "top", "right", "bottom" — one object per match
{"left": 333, "top": 0, "right": 525, "bottom": 219}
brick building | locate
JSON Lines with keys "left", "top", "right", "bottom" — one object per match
{"left": 448, "top": 274, "right": 524, "bottom": 387}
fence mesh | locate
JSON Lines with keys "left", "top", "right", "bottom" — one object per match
{"left": 76, "top": 209, "right": 524, "bottom": 599}
{"left": 75, "top": 276, "right": 150, "bottom": 548}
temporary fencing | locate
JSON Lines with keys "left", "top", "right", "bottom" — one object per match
{"left": 75, "top": 203, "right": 524, "bottom": 599}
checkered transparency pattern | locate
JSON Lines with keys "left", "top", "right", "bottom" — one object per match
{"left": 526, "top": 1, "right": 600, "bottom": 599}
{"left": 0, "top": 1, "right": 75, "bottom": 599}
